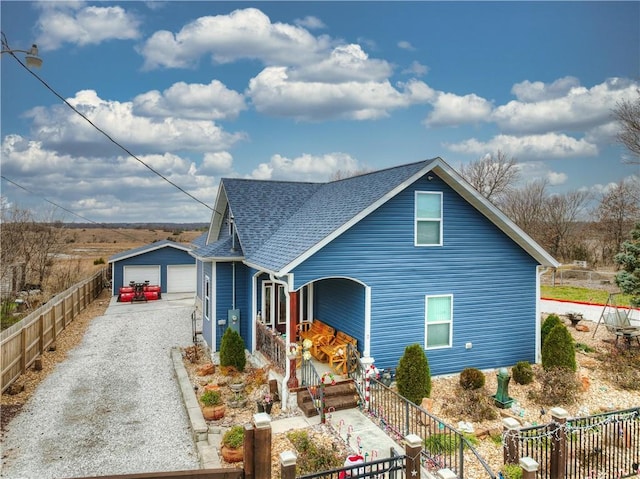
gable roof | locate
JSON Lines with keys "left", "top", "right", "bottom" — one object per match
{"left": 108, "top": 239, "right": 192, "bottom": 263}
{"left": 197, "top": 157, "right": 559, "bottom": 274}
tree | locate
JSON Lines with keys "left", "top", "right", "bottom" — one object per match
{"left": 594, "top": 179, "right": 640, "bottom": 263}
{"left": 395, "top": 343, "right": 431, "bottom": 404}
{"left": 220, "top": 327, "right": 246, "bottom": 372}
{"left": 614, "top": 222, "right": 640, "bottom": 307}
{"left": 613, "top": 89, "right": 640, "bottom": 163}
{"left": 460, "top": 151, "right": 520, "bottom": 203}
{"left": 499, "top": 178, "right": 549, "bottom": 240}
{"left": 539, "top": 189, "right": 591, "bottom": 261}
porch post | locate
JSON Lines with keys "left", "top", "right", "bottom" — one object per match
{"left": 289, "top": 291, "right": 299, "bottom": 342}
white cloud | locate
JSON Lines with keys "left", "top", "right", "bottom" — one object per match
{"left": 139, "top": 8, "right": 332, "bottom": 69}
{"left": 132, "top": 80, "right": 246, "bottom": 120}
{"left": 25, "top": 90, "right": 246, "bottom": 157}
{"left": 289, "top": 44, "right": 393, "bottom": 83}
{"left": 402, "top": 61, "right": 428, "bottom": 77}
{"left": 200, "top": 152, "right": 234, "bottom": 175}
{"left": 425, "top": 92, "right": 493, "bottom": 127}
{"left": 35, "top": 3, "right": 140, "bottom": 51}
{"left": 397, "top": 40, "right": 415, "bottom": 51}
{"left": 546, "top": 171, "right": 568, "bottom": 185}
{"left": 248, "top": 68, "right": 433, "bottom": 121}
{"left": 511, "top": 76, "right": 581, "bottom": 102}
{"left": 446, "top": 133, "right": 598, "bottom": 160}
{"left": 250, "top": 153, "right": 360, "bottom": 181}
{"left": 492, "top": 78, "right": 638, "bottom": 134}
{"left": 294, "top": 16, "right": 326, "bottom": 30}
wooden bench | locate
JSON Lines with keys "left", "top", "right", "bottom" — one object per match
{"left": 318, "top": 331, "right": 358, "bottom": 374}
{"left": 298, "top": 320, "right": 335, "bottom": 347}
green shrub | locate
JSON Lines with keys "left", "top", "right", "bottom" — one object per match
{"left": 220, "top": 328, "right": 246, "bottom": 372}
{"left": 200, "top": 389, "right": 222, "bottom": 406}
{"left": 541, "top": 314, "right": 562, "bottom": 347}
{"left": 512, "top": 361, "right": 534, "bottom": 385}
{"left": 286, "top": 430, "right": 344, "bottom": 473}
{"left": 93, "top": 257, "right": 105, "bottom": 265}
{"left": 542, "top": 323, "right": 576, "bottom": 371}
{"left": 459, "top": 367, "right": 485, "bottom": 390}
{"left": 501, "top": 463, "right": 523, "bottom": 479}
{"left": 575, "top": 342, "right": 595, "bottom": 353}
{"left": 222, "top": 425, "right": 244, "bottom": 449}
{"left": 396, "top": 344, "right": 431, "bottom": 404}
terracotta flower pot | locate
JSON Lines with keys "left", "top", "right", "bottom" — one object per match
{"left": 221, "top": 445, "right": 243, "bottom": 463}
{"left": 202, "top": 404, "right": 225, "bottom": 420}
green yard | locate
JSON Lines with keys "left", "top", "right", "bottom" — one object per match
{"left": 541, "top": 285, "right": 634, "bottom": 307}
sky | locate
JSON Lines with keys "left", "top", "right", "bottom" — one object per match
{"left": 1, "top": 1, "right": 639, "bottom": 224}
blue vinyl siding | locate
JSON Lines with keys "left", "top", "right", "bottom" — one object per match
{"left": 112, "top": 246, "right": 194, "bottom": 293}
{"left": 215, "top": 262, "right": 251, "bottom": 351}
{"left": 293, "top": 174, "right": 538, "bottom": 376}
{"left": 314, "top": 279, "right": 365, "bottom": 353}
{"left": 196, "top": 259, "right": 203, "bottom": 301}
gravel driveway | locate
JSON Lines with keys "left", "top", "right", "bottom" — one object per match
{"left": 1, "top": 295, "right": 200, "bottom": 479}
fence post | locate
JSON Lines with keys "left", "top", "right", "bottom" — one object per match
{"left": 253, "top": 412, "right": 272, "bottom": 479}
{"left": 243, "top": 423, "right": 255, "bottom": 479}
{"left": 503, "top": 417, "right": 521, "bottom": 465}
{"left": 520, "top": 457, "right": 539, "bottom": 479}
{"left": 550, "top": 407, "right": 568, "bottom": 479}
{"left": 405, "top": 433, "right": 422, "bottom": 479}
{"left": 280, "top": 451, "right": 297, "bottom": 479}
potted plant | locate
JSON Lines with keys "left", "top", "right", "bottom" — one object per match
{"left": 257, "top": 392, "right": 274, "bottom": 414}
{"left": 200, "top": 389, "right": 225, "bottom": 420}
{"left": 220, "top": 425, "right": 244, "bottom": 463}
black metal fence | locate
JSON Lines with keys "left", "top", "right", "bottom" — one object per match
{"left": 297, "top": 449, "right": 405, "bottom": 479}
{"left": 514, "top": 407, "right": 640, "bottom": 479}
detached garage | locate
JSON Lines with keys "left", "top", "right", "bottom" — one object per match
{"left": 109, "top": 240, "right": 196, "bottom": 295}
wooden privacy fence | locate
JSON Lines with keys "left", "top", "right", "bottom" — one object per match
{"left": 1, "top": 269, "right": 106, "bottom": 393}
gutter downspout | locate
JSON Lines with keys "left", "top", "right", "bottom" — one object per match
{"left": 536, "top": 266, "right": 553, "bottom": 364}
{"left": 269, "top": 272, "right": 291, "bottom": 411}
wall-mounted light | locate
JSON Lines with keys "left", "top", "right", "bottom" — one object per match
{"left": 427, "top": 175, "right": 433, "bottom": 181}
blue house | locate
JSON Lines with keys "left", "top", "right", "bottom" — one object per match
{"left": 191, "top": 158, "right": 558, "bottom": 387}
{"left": 109, "top": 240, "right": 196, "bottom": 295}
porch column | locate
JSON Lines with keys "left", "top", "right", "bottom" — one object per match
{"left": 289, "top": 291, "right": 299, "bottom": 342}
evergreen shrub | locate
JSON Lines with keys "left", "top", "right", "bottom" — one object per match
{"left": 395, "top": 344, "right": 431, "bottom": 404}
{"left": 541, "top": 323, "right": 576, "bottom": 372}
{"left": 459, "top": 367, "right": 485, "bottom": 390}
{"left": 220, "top": 328, "right": 246, "bottom": 372}
{"left": 541, "top": 314, "right": 562, "bottom": 347}
{"left": 512, "top": 361, "right": 534, "bottom": 385}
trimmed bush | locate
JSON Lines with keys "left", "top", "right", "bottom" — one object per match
{"left": 200, "top": 389, "right": 222, "bottom": 406}
{"left": 396, "top": 344, "right": 431, "bottom": 404}
{"left": 512, "top": 361, "right": 534, "bottom": 385}
{"left": 542, "top": 323, "right": 576, "bottom": 372}
{"left": 459, "top": 367, "right": 485, "bottom": 390}
{"left": 541, "top": 314, "right": 562, "bottom": 347}
{"left": 220, "top": 328, "right": 246, "bottom": 372}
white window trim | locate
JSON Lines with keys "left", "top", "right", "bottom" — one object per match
{"left": 262, "top": 283, "right": 273, "bottom": 326}
{"left": 204, "top": 275, "right": 211, "bottom": 321}
{"left": 415, "top": 191, "right": 443, "bottom": 247}
{"left": 424, "top": 294, "right": 453, "bottom": 350}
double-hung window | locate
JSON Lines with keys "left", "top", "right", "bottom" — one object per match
{"left": 415, "top": 192, "right": 442, "bottom": 246}
{"left": 425, "top": 294, "right": 452, "bottom": 349}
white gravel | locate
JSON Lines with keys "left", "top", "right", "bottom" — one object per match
{"left": 1, "top": 296, "right": 200, "bottom": 479}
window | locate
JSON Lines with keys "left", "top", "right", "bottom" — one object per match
{"left": 415, "top": 192, "right": 442, "bottom": 246}
{"left": 262, "top": 282, "right": 287, "bottom": 326}
{"left": 204, "top": 276, "right": 210, "bottom": 321}
{"left": 425, "top": 295, "right": 452, "bottom": 349}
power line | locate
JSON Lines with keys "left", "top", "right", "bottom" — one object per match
{"left": 1, "top": 32, "right": 214, "bottom": 212}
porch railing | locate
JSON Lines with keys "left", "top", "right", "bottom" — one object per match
{"left": 300, "top": 357, "right": 324, "bottom": 420}
{"left": 255, "top": 321, "right": 286, "bottom": 373}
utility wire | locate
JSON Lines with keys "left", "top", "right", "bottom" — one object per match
{"left": 1, "top": 175, "right": 147, "bottom": 242}
{"left": 1, "top": 32, "right": 214, "bottom": 212}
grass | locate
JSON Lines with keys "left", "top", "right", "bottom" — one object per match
{"left": 541, "top": 285, "right": 634, "bottom": 307}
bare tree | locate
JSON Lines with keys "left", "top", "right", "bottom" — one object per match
{"left": 613, "top": 89, "right": 640, "bottom": 163}
{"left": 330, "top": 168, "right": 373, "bottom": 181}
{"left": 499, "top": 178, "right": 549, "bottom": 238}
{"left": 539, "top": 190, "right": 592, "bottom": 261}
{"left": 459, "top": 151, "right": 520, "bottom": 203}
{"left": 593, "top": 179, "right": 640, "bottom": 263}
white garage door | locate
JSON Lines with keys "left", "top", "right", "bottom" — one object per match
{"left": 123, "top": 265, "right": 161, "bottom": 287}
{"left": 167, "top": 265, "right": 196, "bottom": 293}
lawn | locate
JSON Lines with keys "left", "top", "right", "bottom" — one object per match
{"left": 541, "top": 285, "right": 634, "bottom": 307}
